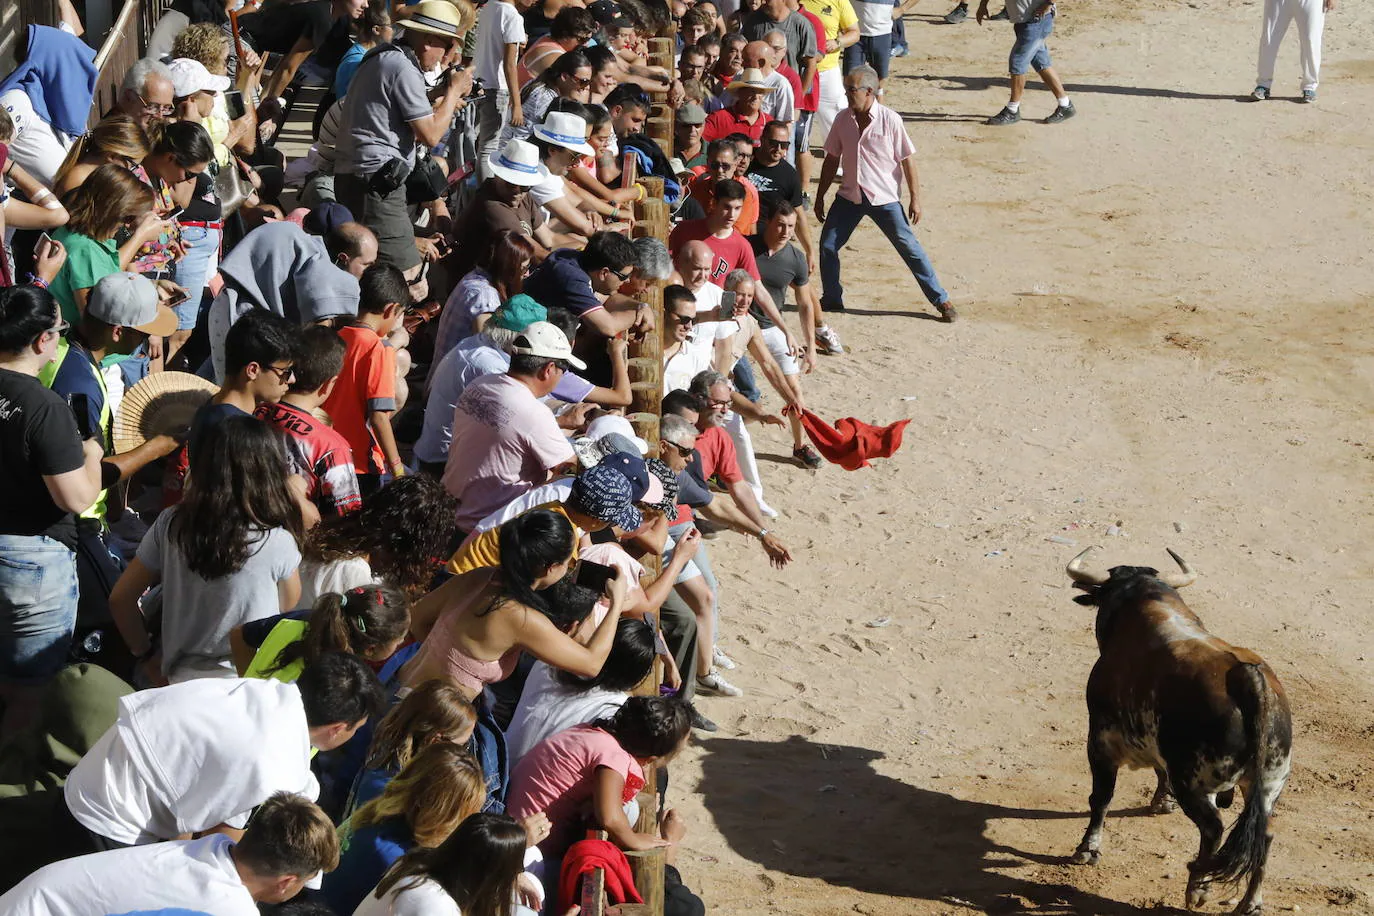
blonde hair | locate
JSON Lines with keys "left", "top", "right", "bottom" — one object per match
{"left": 61, "top": 164, "right": 156, "bottom": 240}
{"left": 172, "top": 23, "right": 231, "bottom": 75}
{"left": 364, "top": 679, "right": 477, "bottom": 772}
{"left": 52, "top": 114, "right": 151, "bottom": 191}
{"left": 348, "top": 744, "right": 486, "bottom": 848}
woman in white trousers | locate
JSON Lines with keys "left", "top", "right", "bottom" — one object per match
{"left": 1253, "top": 0, "right": 1333, "bottom": 102}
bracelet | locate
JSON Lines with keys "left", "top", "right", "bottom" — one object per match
{"left": 610, "top": 206, "right": 619, "bottom": 219}
{"left": 635, "top": 184, "right": 646, "bottom": 201}
{"left": 25, "top": 274, "right": 49, "bottom": 289}
{"left": 756, "top": 528, "right": 769, "bottom": 540}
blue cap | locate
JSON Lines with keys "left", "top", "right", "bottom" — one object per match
{"left": 596, "top": 451, "right": 664, "bottom": 505}
{"left": 570, "top": 464, "right": 643, "bottom": 531}
{"left": 302, "top": 201, "right": 355, "bottom": 236}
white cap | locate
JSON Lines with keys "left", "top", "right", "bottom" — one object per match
{"left": 509, "top": 321, "right": 588, "bottom": 370}
{"left": 167, "top": 58, "right": 231, "bottom": 98}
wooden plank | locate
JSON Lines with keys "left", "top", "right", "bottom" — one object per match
{"left": 625, "top": 847, "right": 667, "bottom": 915}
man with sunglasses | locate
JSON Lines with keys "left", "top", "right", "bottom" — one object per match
{"left": 748, "top": 120, "right": 815, "bottom": 268}
{"left": 524, "top": 231, "right": 654, "bottom": 351}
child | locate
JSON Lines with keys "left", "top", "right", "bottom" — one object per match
{"left": 475, "top": 0, "right": 529, "bottom": 176}
{"left": 506, "top": 696, "right": 693, "bottom": 874}
{"left": 323, "top": 265, "right": 406, "bottom": 495}
{"left": 164, "top": 309, "right": 301, "bottom": 506}
{"left": 230, "top": 583, "right": 412, "bottom": 682}
{"left": 110, "top": 415, "right": 305, "bottom": 683}
{"left": 256, "top": 324, "right": 363, "bottom": 517}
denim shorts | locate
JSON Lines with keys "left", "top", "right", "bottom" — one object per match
{"left": 845, "top": 33, "right": 893, "bottom": 79}
{"left": 172, "top": 226, "right": 221, "bottom": 330}
{"left": 1009, "top": 12, "right": 1054, "bottom": 75}
{"left": 0, "top": 535, "right": 79, "bottom": 683}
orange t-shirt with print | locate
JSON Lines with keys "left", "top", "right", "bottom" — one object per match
{"left": 322, "top": 324, "right": 397, "bottom": 475}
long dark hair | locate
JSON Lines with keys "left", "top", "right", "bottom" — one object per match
{"left": 304, "top": 476, "right": 457, "bottom": 596}
{"left": 595, "top": 695, "right": 693, "bottom": 759}
{"left": 535, "top": 48, "right": 591, "bottom": 96}
{"left": 171, "top": 415, "right": 304, "bottom": 578}
{"left": 265, "top": 584, "right": 410, "bottom": 675}
{"left": 147, "top": 118, "right": 214, "bottom": 167}
{"left": 483, "top": 509, "right": 575, "bottom": 619}
{"left": 374, "top": 812, "right": 526, "bottom": 916}
{"left": 558, "top": 617, "right": 655, "bottom": 691}
{"left": 0, "top": 285, "right": 59, "bottom": 354}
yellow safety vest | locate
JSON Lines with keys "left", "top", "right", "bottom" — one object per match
{"left": 39, "top": 339, "right": 111, "bottom": 525}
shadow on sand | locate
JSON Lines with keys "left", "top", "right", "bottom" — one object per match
{"left": 696, "top": 734, "right": 1184, "bottom": 914}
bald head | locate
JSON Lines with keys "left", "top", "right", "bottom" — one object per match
{"left": 326, "top": 222, "right": 379, "bottom": 278}
{"left": 675, "top": 240, "right": 714, "bottom": 291}
{"left": 743, "top": 40, "right": 773, "bottom": 73}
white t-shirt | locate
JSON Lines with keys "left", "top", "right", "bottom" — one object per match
{"left": 355, "top": 876, "right": 461, "bottom": 916}
{"left": 664, "top": 337, "right": 713, "bottom": 394}
{"left": 64, "top": 678, "right": 318, "bottom": 844}
{"left": 852, "top": 0, "right": 895, "bottom": 36}
{"left": 472, "top": 478, "right": 575, "bottom": 534}
{"left": 474, "top": 0, "right": 528, "bottom": 89}
{"left": 0, "top": 834, "right": 256, "bottom": 916}
{"left": 0, "top": 90, "right": 74, "bottom": 186}
{"left": 294, "top": 556, "right": 376, "bottom": 610}
{"left": 530, "top": 172, "right": 566, "bottom": 207}
{"left": 506, "top": 663, "right": 629, "bottom": 764}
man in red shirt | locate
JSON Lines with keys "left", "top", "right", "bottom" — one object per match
{"left": 669, "top": 180, "right": 764, "bottom": 289}
{"left": 702, "top": 69, "right": 776, "bottom": 145}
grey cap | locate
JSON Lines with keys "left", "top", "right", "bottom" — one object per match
{"left": 87, "top": 272, "right": 178, "bottom": 336}
{"left": 677, "top": 103, "right": 707, "bottom": 126}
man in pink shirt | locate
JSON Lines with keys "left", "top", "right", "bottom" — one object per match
{"left": 441, "top": 322, "right": 592, "bottom": 532}
{"left": 814, "top": 66, "right": 956, "bottom": 322}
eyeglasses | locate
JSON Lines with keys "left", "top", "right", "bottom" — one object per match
{"left": 707, "top": 159, "right": 733, "bottom": 171}
{"left": 570, "top": 75, "right": 592, "bottom": 88}
{"left": 664, "top": 439, "right": 695, "bottom": 457}
{"left": 844, "top": 85, "right": 874, "bottom": 96}
{"left": 263, "top": 363, "right": 296, "bottom": 383}
{"left": 45, "top": 318, "right": 71, "bottom": 339}
{"left": 135, "top": 92, "right": 175, "bottom": 117}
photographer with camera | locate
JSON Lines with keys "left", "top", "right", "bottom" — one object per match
{"left": 334, "top": 0, "right": 476, "bottom": 282}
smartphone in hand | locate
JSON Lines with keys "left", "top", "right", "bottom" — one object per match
{"left": 574, "top": 560, "right": 618, "bottom": 593}
{"left": 35, "top": 231, "right": 53, "bottom": 254}
{"left": 67, "top": 392, "right": 95, "bottom": 440}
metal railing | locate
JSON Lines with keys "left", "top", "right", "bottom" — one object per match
{"left": 89, "top": 0, "right": 171, "bottom": 128}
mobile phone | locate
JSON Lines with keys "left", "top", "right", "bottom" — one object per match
{"left": 34, "top": 231, "right": 53, "bottom": 254}
{"left": 166, "top": 207, "right": 185, "bottom": 222}
{"left": 574, "top": 560, "right": 618, "bottom": 593}
{"left": 224, "top": 89, "right": 246, "bottom": 120}
{"left": 67, "top": 393, "right": 94, "bottom": 440}
{"left": 719, "top": 290, "right": 736, "bottom": 312}
{"left": 164, "top": 288, "right": 191, "bottom": 307}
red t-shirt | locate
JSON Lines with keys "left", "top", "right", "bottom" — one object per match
{"left": 670, "top": 424, "right": 742, "bottom": 525}
{"left": 668, "top": 220, "right": 760, "bottom": 287}
{"left": 322, "top": 325, "right": 397, "bottom": 475}
{"left": 255, "top": 400, "right": 362, "bottom": 516}
{"left": 779, "top": 64, "right": 805, "bottom": 112}
{"left": 702, "top": 108, "right": 768, "bottom": 145}
{"left": 798, "top": 8, "right": 825, "bottom": 112}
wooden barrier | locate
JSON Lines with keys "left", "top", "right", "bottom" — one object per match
{"left": 89, "top": 0, "right": 173, "bottom": 129}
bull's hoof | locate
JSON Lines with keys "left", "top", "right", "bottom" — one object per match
{"left": 1071, "top": 847, "right": 1100, "bottom": 866}
{"left": 1150, "top": 795, "right": 1178, "bottom": 815}
{"left": 1217, "top": 788, "right": 1236, "bottom": 809}
{"left": 1186, "top": 880, "right": 1212, "bottom": 910}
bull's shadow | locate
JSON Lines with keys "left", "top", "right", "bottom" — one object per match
{"left": 696, "top": 734, "right": 1181, "bottom": 914}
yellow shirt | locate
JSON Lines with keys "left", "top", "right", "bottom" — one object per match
{"left": 801, "top": 0, "right": 859, "bottom": 72}
{"left": 447, "top": 502, "right": 583, "bottom": 575}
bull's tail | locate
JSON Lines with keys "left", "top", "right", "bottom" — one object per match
{"left": 1204, "top": 662, "right": 1275, "bottom": 886}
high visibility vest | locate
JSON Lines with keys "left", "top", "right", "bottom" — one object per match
{"left": 39, "top": 339, "right": 112, "bottom": 524}
{"left": 244, "top": 618, "right": 310, "bottom": 683}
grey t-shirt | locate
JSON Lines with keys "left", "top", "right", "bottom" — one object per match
{"left": 1005, "top": 0, "right": 1047, "bottom": 24}
{"left": 750, "top": 236, "right": 808, "bottom": 329}
{"left": 743, "top": 10, "right": 819, "bottom": 72}
{"left": 139, "top": 508, "right": 301, "bottom": 679}
{"left": 335, "top": 47, "right": 434, "bottom": 177}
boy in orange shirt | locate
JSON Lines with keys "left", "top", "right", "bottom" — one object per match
{"left": 323, "top": 265, "right": 408, "bottom": 496}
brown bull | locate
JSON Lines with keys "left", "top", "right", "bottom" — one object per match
{"left": 1065, "top": 547, "right": 1292, "bottom": 915}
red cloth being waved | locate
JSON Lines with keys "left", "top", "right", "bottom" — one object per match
{"left": 560, "top": 838, "right": 644, "bottom": 910}
{"left": 784, "top": 407, "right": 910, "bottom": 470}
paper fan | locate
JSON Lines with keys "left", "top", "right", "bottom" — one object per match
{"left": 113, "top": 372, "right": 219, "bottom": 454}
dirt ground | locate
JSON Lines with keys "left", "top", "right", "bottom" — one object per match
{"left": 669, "top": 0, "right": 1374, "bottom": 913}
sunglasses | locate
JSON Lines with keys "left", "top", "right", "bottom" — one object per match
{"left": 765, "top": 136, "right": 791, "bottom": 148}
{"left": 569, "top": 75, "right": 592, "bottom": 87}
{"left": 608, "top": 266, "right": 633, "bottom": 282}
{"left": 664, "top": 439, "right": 695, "bottom": 457}
{"left": 263, "top": 363, "right": 295, "bottom": 383}
{"left": 708, "top": 160, "right": 733, "bottom": 171}
{"left": 670, "top": 312, "right": 695, "bottom": 326}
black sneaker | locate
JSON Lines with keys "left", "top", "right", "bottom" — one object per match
{"left": 989, "top": 6, "right": 1008, "bottom": 18}
{"left": 985, "top": 106, "right": 1020, "bottom": 126}
{"left": 820, "top": 300, "right": 846, "bottom": 313}
{"left": 690, "top": 707, "right": 718, "bottom": 732}
{"left": 1043, "top": 101, "right": 1076, "bottom": 124}
{"left": 944, "top": 2, "right": 968, "bottom": 22}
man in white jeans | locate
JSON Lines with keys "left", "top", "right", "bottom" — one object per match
{"left": 1251, "top": 0, "right": 1333, "bottom": 103}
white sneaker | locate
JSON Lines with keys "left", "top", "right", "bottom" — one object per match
{"left": 757, "top": 499, "right": 780, "bottom": 519}
{"left": 816, "top": 325, "right": 845, "bottom": 355}
{"left": 713, "top": 647, "right": 738, "bottom": 670}
{"left": 697, "top": 670, "right": 744, "bottom": 697}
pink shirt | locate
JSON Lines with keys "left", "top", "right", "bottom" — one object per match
{"left": 442, "top": 373, "right": 576, "bottom": 530}
{"left": 822, "top": 101, "right": 915, "bottom": 207}
{"left": 506, "top": 724, "right": 646, "bottom": 856}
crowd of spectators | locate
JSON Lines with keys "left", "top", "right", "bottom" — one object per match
{"left": 0, "top": 0, "right": 944, "bottom": 911}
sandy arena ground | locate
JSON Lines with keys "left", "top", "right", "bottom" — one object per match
{"left": 667, "top": 0, "right": 1374, "bottom": 913}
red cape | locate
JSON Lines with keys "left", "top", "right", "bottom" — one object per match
{"left": 786, "top": 407, "right": 911, "bottom": 471}
{"left": 559, "top": 838, "right": 644, "bottom": 910}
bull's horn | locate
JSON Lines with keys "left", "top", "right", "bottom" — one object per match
{"left": 1159, "top": 548, "right": 1197, "bottom": 589}
{"left": 1066, "top": 547, "right": 1109, "bottom": 586}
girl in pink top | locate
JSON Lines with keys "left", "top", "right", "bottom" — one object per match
{"left": 505, "top": 696, "right": 693, "bottom": 873}
{"left": 401, "top": 510, "right": 629, "bottom": 701}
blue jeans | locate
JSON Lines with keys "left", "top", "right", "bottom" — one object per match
{"left": 732, "top": 356, "right": 761, "bottom": 403}
{"left": 0, "top": 535, "right": 79, "bottom": 683}
{"left": 172, "top": 226, "right": 221, "bottom": 330}
{"left": 819, "top": 193, "right": 948, "bottom": 308}
{"left": 1010, "top": 12, "right": 1055, "bottom": 75}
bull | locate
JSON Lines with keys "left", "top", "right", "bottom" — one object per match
{"left": 1065, "top": 547, "right": 1292, "bottom": 915}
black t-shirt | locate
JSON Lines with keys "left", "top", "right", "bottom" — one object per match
{"left": 186, "top": 400, "right": 251, "bottom": 470}
{"left": 241, "top": 0, "right": 348, "bottom": 66}
{"left": 747, "top": 160, "right": 803, "bottom": 210}
{"left": 182, "top": 170, "right": 221, "bottom": 222}
{"left": 749, "top": 235, "right": 808, "bottom": 328}
{"left": 0, "top": 367, "right": 87, "bottom": 547}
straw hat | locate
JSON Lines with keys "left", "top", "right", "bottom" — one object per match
{"left": 726, "top": 69, "right": 776, "bottom": 94}
{"left": 402, "top": 0, "right": 466, "bottom": 39}
{"left": 113, "top": 372, "right": 218, "bottom": 453}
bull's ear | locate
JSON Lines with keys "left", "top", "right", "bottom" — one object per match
{"left": 1072, "top": 594, "right": 1098, "bottom": 607}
